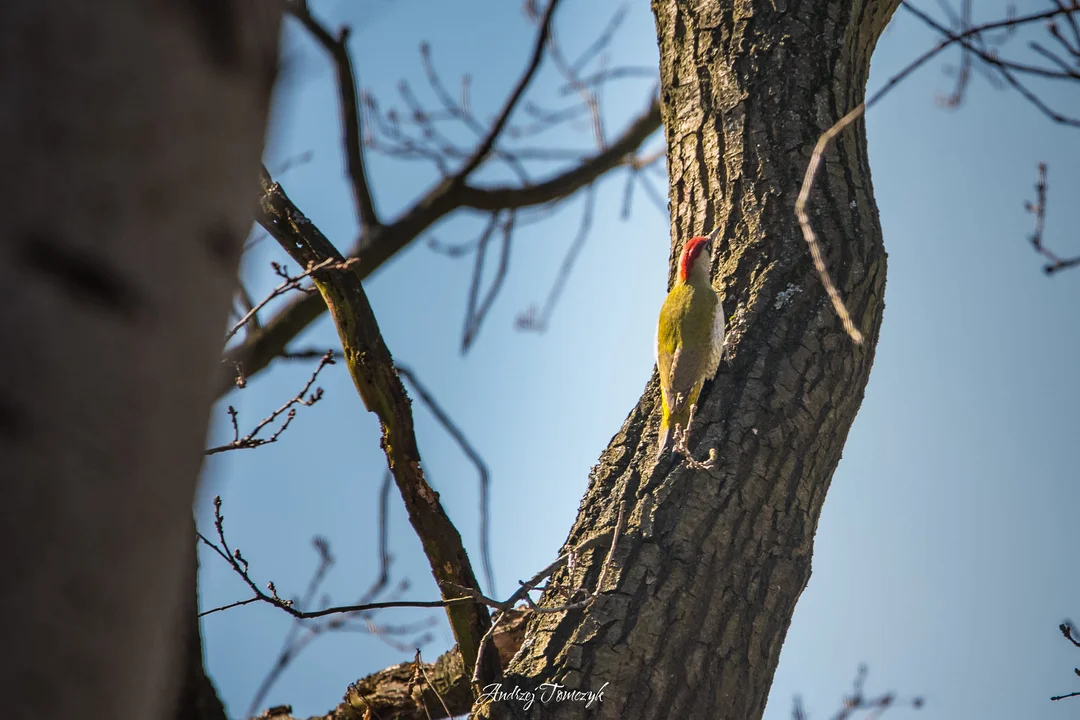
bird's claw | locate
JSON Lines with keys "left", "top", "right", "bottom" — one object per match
{"left": 671, "top": 404, "right": 720, "bottom": 471}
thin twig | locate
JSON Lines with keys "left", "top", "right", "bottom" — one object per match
{"left": 1052, "top": 621, "right": 1080, "bottom": 701}
{"left": 360, "top": 470, "right": 394, "bottom": 604}
{"left": 415, "top": 650, "right": 453, "bottom": 719}
{"left": 271, "top": 149, "right": 315, "bottom": 177}
{"left": 516, "top": 185, "right": 596, "bottom": 333}
{"left": 279, "top": 348, "right": 344, "bottom": 361}
{"left": 245, "top": 535, "right": 337, "bottom": 718}
{"left": 456, "top": 0, "right": 562, "bottom": 178}
{"left": 223, "top": 43, "right": 663, "bottom": 396}
{"left": 258, "top": 169, "right": 499, "bottom": 685}
{"left": 461, "top": 213, "right": 501, "bottom": 352}
{"left": 442, "top": 503, "right": 625, "bottom": 616}
{"left": 1061, "top": 622, "right": 1080, "bottom": 648}
{"left": 791, "top": 664, "right": 924, "bottom": 720}
{"left": 396, "top": 365, "right": 496, "bottom": 595}
{"left": 198, "top": 596, "right": 260, "bottom": 618}
{"left": 205, "top": 351, "right": 335, "bottom": 455}
{"left": 227, "top": 258, "right": 356, "bottom": 341}
{"left": 794, "top": 104, "right": 867, "bottom": 346}
{"left": 287, "top": 1, "right": 380, "bottom": 232}
{"left": 935, "top": 0, "right": 973, "bottom": 106}
{"left": 1052, "top": 0, "right": 1080, "bottom": 50}
{"left": 1025, "top": 163, "right": 1080, "bottom": 274}
{"left": 461, "top": 212, "right": 514, "bottom": 353}
{"left": 197, "top": 499, "right": 474, "bottom": 619}
{"left": 904, "top": 2, "right": 1080, "bottom": 126}
{"left": 241, "top": 533, "right": 432, "bottom": 719}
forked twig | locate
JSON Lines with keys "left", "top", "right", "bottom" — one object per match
{"left": 205, "top": 351, "right": 336, "bottom": 455}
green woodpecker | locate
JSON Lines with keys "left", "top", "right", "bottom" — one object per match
{"left": 655, "top": 227, "right": 725, "bottom": 454}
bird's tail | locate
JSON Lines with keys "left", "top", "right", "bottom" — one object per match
{"left": 657, "top": 390, "right": 673, "bottom": 455}
{"left": 658, "top": 383, "right": 702, "bottom": 456}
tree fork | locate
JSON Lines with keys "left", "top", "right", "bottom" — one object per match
{"left": 475, "top": 0, "right": 898, "bottom": 718}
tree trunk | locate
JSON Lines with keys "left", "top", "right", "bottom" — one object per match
{"left": 476, "top": 1, "right": 897, "bottom": 718}
{"left": 177, "top": 541, "right": 230, "bottom": 720}
{"left": 0, "top": 3, "right": 279, "bottom": 719}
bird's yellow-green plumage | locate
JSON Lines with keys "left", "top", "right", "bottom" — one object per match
{"left": 655, "top": 232, "right": 725, "bottom": 454}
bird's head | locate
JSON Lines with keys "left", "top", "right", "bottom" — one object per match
{"left": 678, "top": 226, "right": 721, "bottom": 282}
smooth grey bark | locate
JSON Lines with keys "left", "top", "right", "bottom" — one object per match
{"left": 475, "top": 1, "right": 897, "bottom": 718}
{"left": 0, "top": 3, "right": 279, "bottom": 719}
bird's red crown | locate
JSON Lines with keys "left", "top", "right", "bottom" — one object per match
{"left": 678, "top": 236, "right": 710, "bottom": 282}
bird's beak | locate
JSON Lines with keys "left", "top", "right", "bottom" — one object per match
{"left": 705, "top": 225, "right": 722, "bottom": 253}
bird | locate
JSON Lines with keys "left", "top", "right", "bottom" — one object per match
{"left": 655, "top": 226, "right": 725, "bottom": 455}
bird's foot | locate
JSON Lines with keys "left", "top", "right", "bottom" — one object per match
{"left": 671, "top": 404, "right": 719, "bottom": 471}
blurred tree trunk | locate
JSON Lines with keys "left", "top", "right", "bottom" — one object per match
{"left": 0, "top": 3, "right": 279, "bottom": 719}
{"left": 177, "top": 548, "right": 229, "bottom": 720}
{"left": 477, "top": 1, "right": 897, "bottom": 718}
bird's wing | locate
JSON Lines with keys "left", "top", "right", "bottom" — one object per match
{"left": 706, "top": 296, "right": 726, "bottom": 377}
{"left": 656, "top": 321, "right": 677, "bottom": 412}
{"left": 667, "top": 344, "right": 706, "bottom": 417}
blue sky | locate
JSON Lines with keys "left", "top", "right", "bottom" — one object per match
{"left": 198, "top": 1, "right": 1080, "bottom": 718}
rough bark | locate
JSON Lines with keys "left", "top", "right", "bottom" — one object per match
{"left": 0, "top": 3, "right": 279, "bottom": 719}
{"left": 474, "top": 1, "right": 897, "bottom": 718}
{"left": 258, "top": 610, "right": 528, "bottom": 720}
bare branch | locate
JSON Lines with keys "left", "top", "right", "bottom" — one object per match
{"left": 460, "top": 212, "right": 512, "bottom": 353}
{"left": 279, "top": 347, "right": 344, "bottom": 361}
{"left": 257, "top": 169, "right": 498, "bottom": 684}
{"left": 1024, "top": 163, "right": 1080, "bottom": 274}
{"left": 413, "top": 650, "right": 453, "bottom": 720}
{"left": 795, "top": 2, "right": 1078, "bottom": 350}
{"left": 365, "top": 470, "right": 394, "bottom": 604}
{"left": 545, "top": 5, "right": 617, "bottom": 150}
{"left": 197, "top": 501, "right": 472, "bottom": 619}
{"left": 792, "top": 4, "right": 1080, "bottom": 345}
{"left": 226, "top": 258, "right": 356, "bottom": 341}
{"left": 442, "top": 500, "right": 626, "bottom": 616}
{"left": 1061, "top": 621, "right": 1080, "bottom": 648}
{"left": 560, "top": 66, "right": 659, "bottom": 94}
{"left": 1050, "top": 0, "right": 1080, "bottom": 54}
{"left": 270, "top": 149, "right": 315, "bottom": 177}
{"left": 205, "top": 351, "right": 335, "bottom": 455}
{"left": 198, "top": 596, "right": 260, "bottom": 618}
{"left": 1052, "top": 621, "right": 1080, "bottom": 701}
{"left": 220, "top": 95, "right": 661, "bottom": 397}
{"left": 286, "top": 1, "right": 380, "bottom": 232}
{"left": 516, "top": 184, "right": 596, "bottom": 333}
{"left": 457, "top": 98, "right": 661, "bottom": 211}
{"left": 904, "top": 2, "right": 1080, "bottom": 126}
{"left": 791, "top": 664, "right": 923, "bottom": 720}
{"left": 425, "top": 233, "right": 480, "bottom": 258}
{"left": 245, "top": 534, "right": 336, "bottom": 719}
{"left": 934, "top": 0, "right": 973, "bottom": 106}
{"left": 795, "top": 103, "right": 868, "bottom": 346}
{"left": 240, "top": 533, "right": 433, "bottom": 719}
{"left": 396, "top": 364, "right": 496, "bottom": 595}
{"left": 457, "top": 0, "right": 562, "bottom": 178}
